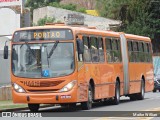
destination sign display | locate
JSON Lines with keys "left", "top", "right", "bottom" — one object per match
{"left": 13, "top": 29, "right": 73, "bottom": 42}
{"left": 33, "top": 31, "right": 65, "bottom": 39}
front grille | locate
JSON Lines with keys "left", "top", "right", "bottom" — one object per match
{"left": 27, "top": 89, "right": 59, "bottom": 93}
{"left": 20, "top": 80, "right": 64, "bottom": 87}
{"left": 39, "top": 81, "right": 64, "bottom": 87}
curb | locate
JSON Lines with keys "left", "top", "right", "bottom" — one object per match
{"left": 0, "top": 105, "right": 54, "bottom": 112}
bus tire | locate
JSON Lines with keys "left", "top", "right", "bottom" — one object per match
{"left": 112, "top": 81, "right": 120, "bottom": 105}
{"left": 81, "top": 84, "right": 93, "bottom": 110}
{"left": 137, "top": 80, "right": 145, "bottom": 100}
{"left": 28, "top": 104, "right": 39, "bottom": 112}
{"left": 153, "top": 89, "right": 156, "bottom": 92}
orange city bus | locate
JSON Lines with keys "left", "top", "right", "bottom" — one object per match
{"left": 3, "top": 23, "right": 154, "bottom": 112}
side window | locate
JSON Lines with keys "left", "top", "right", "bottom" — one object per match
{"left": 112, "top": 39, "right": 117, "bottom": 50}
{"left": 98, "top": 37, "right": 105, "bottom": 62}
{"left": 90, "top": 37, "right": 99, "bottom": 62}
{"left": 127, "top": 40, "right": 134, "bottom": 62}
{"left": 138, "top": 42, "right": 145, "bottom": 62}
{"left": 133, "top": 41, "right": 139, "bottom": 62}
{"left": 106, "top": 38, "right": 121, "bottom": 63}
{"left": 128, "top": 41, "right": 132, "bottom": 51}
{"left": 146, "top": 43, "right": 152, "bottom": 62}
{"left": 76, "top": 36, "right": 83, "bottom": 62}
{"left": 117, "top": 39, "right": 122, "bottom": 62}
{"left": 148, "top": 43, "right": 152, "bottom": 62}
{"left": 106, "top": 38, "right": 112, "bottom": 62}
{"left": 144, "top": 42, "right": 148, "bottom": 62}
{"left": 111, "top": 38, "right": 121, "bottom": 62}
{"left": 83, "top": 36, "right": 91, "bottom": 62}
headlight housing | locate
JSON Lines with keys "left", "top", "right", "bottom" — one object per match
{"left": 12, "top": 83, "right": 26, "bottom": 93}
{"left": 59, "top": 80, "right": 77, "bottom": 92}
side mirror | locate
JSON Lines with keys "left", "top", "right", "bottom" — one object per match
{"left": 4, "top": 45, "right": 8, "bottom": 59}
{"left": 76, "top": 39, "right": 84, "bottom": 54}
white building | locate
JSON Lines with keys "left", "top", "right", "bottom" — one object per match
{"left": 33, "top": 6, "right": 121, "bottom": 30}
{"left": 0, "top": 0, "right": 30, "bottom": 86}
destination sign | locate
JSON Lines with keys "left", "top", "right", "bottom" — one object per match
{"left": 33, "top": 31, "right": 65, "bottom": 39}
{"left": 67, "top": 14, "right": 84, "bottom": 25}
{"left": 13, "top": 29, "right": 73, "bottom": 42}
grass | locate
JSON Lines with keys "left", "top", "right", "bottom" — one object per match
{"left": 0, "top": 100, "right": 54, "bottom": 111}
{"left": 0, "top": 100, "right": 27, "bottom": 110}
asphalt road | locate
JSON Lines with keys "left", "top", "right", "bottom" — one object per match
{"left": 15, "top": 92, "right": 160, "bottom": 120}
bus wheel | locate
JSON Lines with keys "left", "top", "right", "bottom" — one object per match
{"left": 81, "top": 84, "right": 93, "bottom": 110}
{"left": 112, "top": 81, "right": 120, "bottom": 105}
{"left": 28, "top": 104, "right": 39, "bottom": 112}
{"left": 153, "top": 89, "right": 156, "bottom": 92}
{"left": 137, "top": 80, "right": 145, "bottom": 100}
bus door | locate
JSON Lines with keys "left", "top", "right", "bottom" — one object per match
{"left": 120, "top": 34, "right": 129, "bottom": 95}
{"left": 77, "top": 35, "right": 88, "bottom": 102}
{"left": 83, "top": 35, "right": 101, "bottom": 99}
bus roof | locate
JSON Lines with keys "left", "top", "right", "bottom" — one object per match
{"left": 15, "top": 24, "right": 151, "bottom": 42}
{"left": 15, "top": 24, "right": 120, "bottom": 37}
{"left": 124, "top": 33, "right": 151, "bottom": 42}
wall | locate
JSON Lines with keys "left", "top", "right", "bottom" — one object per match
{"left": 33, "top": 6, "right": 121, "bottom": 30}
{"left": 0, "top": 8, "right": 20, "bottom": 36}
{"left": 0, "top": 36, "right": 11, "bottom": 86}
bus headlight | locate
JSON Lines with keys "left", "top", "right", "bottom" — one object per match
{"left": 12, "top": 83, "right": 26, "bottom": 93}
{"left": 59, "top": 80, "right": 77, "bottom": 92}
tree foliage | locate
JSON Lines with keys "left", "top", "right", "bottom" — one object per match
{"left": 96, "top": 0, "right": 160, "bottom": 53}
{"left": 35, "top": 16, "right": 55, "bottom": 26}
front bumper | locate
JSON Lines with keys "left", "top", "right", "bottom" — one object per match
{"left": 12, "top": 88, "right": 78, "bottom": 104}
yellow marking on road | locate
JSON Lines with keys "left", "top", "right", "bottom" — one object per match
{"left": 94, "top": 107, "right": 160, "bottom": 120}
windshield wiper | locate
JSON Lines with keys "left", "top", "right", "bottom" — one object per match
{"left": 48, "top": 41, "right": 59, "bottom": 58}
{"left": 25, "top": 41, "right": 36, "bottom": 58}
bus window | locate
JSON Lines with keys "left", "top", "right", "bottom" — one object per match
{"left": 144, "top": 42, "right": 148, "bottom": 62}
{"left": 138, "top": 42, "right": 144, "bottom": 62}
{"left": 90, "top": 37, "right": 99, "bottom": 62}
{"left": 117, "top": 39, "right": 122, "bottom": 62}
{"left": 106, "top": 38, "right": 112, "bottom": 62}
{"left": 111, "top": 39, "right": 121, "bottom": 62}
{"left": 76, "top": 36, "right": 83, "bottom": 62}
{"left": 127, "top": 40, "right": 134, "bottom": 62}
{"left": 83, "top": 36, "right": 91, "bottom": 62}
{"left": 133, "top": 41, "right": 139, "bottom": 62}
{"left": 146, "top": 43, "right": 152, "bottom": 62}
{"left": 98, "top": 37, "right": 104, "bottom": 62}
{"left": 149, "top": 43, "right": 152, "bottom": 62}
{"left": 112, "top": 39, "right": 117, "bottom": 50}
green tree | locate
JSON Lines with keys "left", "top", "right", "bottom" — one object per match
{"left": 148, "top": 0, "right": 160, "bottom": 53}
{"left": 96, "top": 0, "right": 160, "bottom": 53}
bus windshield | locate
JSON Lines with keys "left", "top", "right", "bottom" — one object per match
{"left": 12, "top": 42, "right": 74, "bottom": 78}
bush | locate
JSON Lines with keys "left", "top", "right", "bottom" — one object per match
{"left": 49, "top": 2, "right": 60, "bottom": 7}
{"left": 36, "top": 16, "right": 55, "bottom": 26}
{"left": 76, "top": 7, "right": 86, "bottom": 13}
{"left": 61, "top": 4, "right": 77, "bottom": 11}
